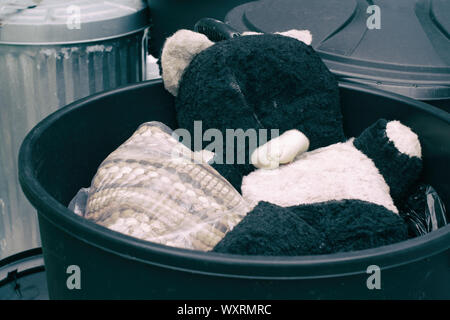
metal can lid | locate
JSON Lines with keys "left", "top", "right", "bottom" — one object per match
{"left": 0, "top": 0, "right": 149, "bottom": 44}
{"left": 0, "top": 248, "right": 47, "bottom": 300}
{"left": 225, "top": 0, "right": 450, "bottom": 101}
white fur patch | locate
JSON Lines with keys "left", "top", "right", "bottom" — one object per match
{"left": 242, "top": 140, "right": 398, "bottom": 213}
{"left": 242, "top": 31, "right": 263, "bottom": 36}
{"left": 242, "top": 30, "right": 312, "bottom": 45}
{"left": 386, "top": 121, "right": 422, "bottom": 158}
{"left": 161, "top": 30, "right": 213, "bottom": 96}
{"left": 276, "top": 29, "right": 312, "bottom": 45}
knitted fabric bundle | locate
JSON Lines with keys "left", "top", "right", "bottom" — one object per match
{"left": 175, "top": 33, "right": 345, "bottom": 190}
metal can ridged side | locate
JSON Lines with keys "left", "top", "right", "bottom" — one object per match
{"left": 0, "top": 30, "right": 147, "bottom": 259}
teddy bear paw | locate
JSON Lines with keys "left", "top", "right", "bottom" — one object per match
{"left": 385, "top": 120, "right": 422, "bottom": 158}
{"left": 251, "top": 129, "right": 310, "bottom": 169}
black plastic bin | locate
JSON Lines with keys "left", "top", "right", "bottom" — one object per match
{"left": 19, "top": 79, "right": 450, "bottom": 299}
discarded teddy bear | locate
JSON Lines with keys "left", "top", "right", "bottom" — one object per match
{"left": 160, "top": 28, "right": 423, "bottom": 255}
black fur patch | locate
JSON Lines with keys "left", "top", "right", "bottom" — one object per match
{"left": 291, "top": 199, "right": 409, "bottom": 253}
{"left": 212, "top": 201, "right": 327, "bottom": 256}
{"left": 211, "top": 161, "right": 243, "bottom": 194}
{"left": 213, "top": 199, "right": 408, "bottom": 256}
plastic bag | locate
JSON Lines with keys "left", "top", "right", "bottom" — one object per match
{"left": 69, "top": 121, "right": 250, "bottom": 251}
{"left": 399, "top": 184, "right": 447, "bottom": 237}
{"left": 68, "top": 187, "right": 89, "bottom": 217}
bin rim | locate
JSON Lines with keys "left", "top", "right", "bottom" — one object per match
{"left": 18, "top": 79, "right": 450, "bottom": 279}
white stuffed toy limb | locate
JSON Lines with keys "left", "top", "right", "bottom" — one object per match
{"left": 242, "top": 119, "right": 422, "bottom": 211}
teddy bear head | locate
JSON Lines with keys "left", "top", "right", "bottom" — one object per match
{"left": 160, "top": 28, "right": 346, "bottom": 183}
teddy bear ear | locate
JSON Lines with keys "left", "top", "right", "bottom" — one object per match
{"left": 275, "top": 29, "right": 313, "bottom": 45}
{"left": 161, "top": 29, "right": 214, "bottom": 96}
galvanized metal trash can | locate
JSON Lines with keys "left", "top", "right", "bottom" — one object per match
{"left": 0, "top": 0, "right": 149, "bottom": 260}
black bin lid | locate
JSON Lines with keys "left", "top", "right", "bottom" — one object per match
{"left": 225, "top": 0, "right": 450, "bottom": 102}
